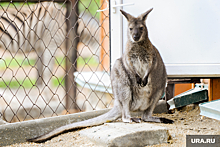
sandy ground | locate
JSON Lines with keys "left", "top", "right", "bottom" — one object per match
{"left": 7, "top": 104, "right": 220, "bottom": 147}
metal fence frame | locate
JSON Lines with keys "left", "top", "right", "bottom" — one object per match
{"left": 0, "top": 0, "right": 112, "bottom": 123}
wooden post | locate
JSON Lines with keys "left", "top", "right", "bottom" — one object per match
{"left": 99, "top": 0, "right": 110, "bottom": 71}
{"left": 65, "top": 0, "right": 79, "bottom": 112}
{"left": 208, "top": 78, "right": 220, "bottom": 101}
{"left": 166, "top": 83, "right": 175, "bottom": 101}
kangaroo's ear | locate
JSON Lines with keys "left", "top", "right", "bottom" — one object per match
{"left": 120, "top": 9, "right": 133, "bottom": 21}
{"left": 140, "top": 8, "right": 153, "bottom": 21}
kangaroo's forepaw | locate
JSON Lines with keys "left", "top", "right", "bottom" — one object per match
{"left": 136, "top": 74, "right": 142, "bottom": 86}
{"left": 142, "top": 76, "right": 148, "bottom": 87}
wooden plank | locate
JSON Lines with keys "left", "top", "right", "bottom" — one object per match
{"left": 209, "top": 78, "right": 220, "bottom": 101}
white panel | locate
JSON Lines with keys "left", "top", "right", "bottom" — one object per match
{"left": 110, "top": 0, "right": 123, "bottom": 68}
{"left": 166, "top": 64, "right": 220, "bottom": 78}
{"left": 111, "top": 0, "right": 220, "bottom": 77}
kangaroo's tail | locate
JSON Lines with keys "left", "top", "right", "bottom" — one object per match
{"left": 27, "top": 107, "right": 121, "bottom": 142}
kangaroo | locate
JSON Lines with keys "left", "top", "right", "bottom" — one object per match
{"left": 27, "top": 8, "right": 173, "bottom": 143}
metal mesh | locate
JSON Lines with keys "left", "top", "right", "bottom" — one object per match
{"left": 0, "top": 0, "right": 112, "bottom": 123}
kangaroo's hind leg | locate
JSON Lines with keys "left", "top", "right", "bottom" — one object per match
{"left": 111, "top": 78, "right": 131, "bottom": 123}
{"left": 113, "top": 83, "right": 141, "bottom": 123}
{"left": 142, "top": 90, "right": 174, "bottom": 124}
{"left": 111, "top": 59, "right": 141, "bottom": 123}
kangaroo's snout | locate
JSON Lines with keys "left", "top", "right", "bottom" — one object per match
{"left": 132, "top": 28, "right": 141, "bottom": 42}
{"left": 133, "top": 34, "right": 140, "bottom": 41}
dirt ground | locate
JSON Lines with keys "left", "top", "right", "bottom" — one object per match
{"left": 7, "top": 104, "right": 220, "bottom": 147}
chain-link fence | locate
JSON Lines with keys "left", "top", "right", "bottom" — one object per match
{"left": 0, "top": 0, "right": 113, "bottom": 123}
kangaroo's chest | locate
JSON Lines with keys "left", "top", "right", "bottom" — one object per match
{"left": 129, "top": 49, "right": 150, "bottom": 78}
{"left": 133, "top": 57, "right": 148, "bottom": 77}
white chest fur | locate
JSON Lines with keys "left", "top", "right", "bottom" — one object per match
{"left": 133, "top": 57, "right": 148, "bottom": 78}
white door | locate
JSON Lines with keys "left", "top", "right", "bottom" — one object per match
{"left": 110, "top": 0, "right": 220, "bottom": 77}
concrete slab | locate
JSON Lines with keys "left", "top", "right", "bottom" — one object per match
{"left": 0, "top": 109, "right": 110, "bottom": 146}
{"left": 79, "top": 122, "right": 170, "bottom": 147}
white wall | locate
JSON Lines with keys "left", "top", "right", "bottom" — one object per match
{"left": 111, "top": 0, "right": 220, "bottom": 77}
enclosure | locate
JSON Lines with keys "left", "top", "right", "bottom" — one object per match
{"left": 0, "top": 0, "right": 112, "bottom": 123}
{"left": 1, "top": 0, "right": 220, "bottom": 146}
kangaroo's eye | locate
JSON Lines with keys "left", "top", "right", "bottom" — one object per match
{"left": 129, "top": 28, "right": 133, "bottom": 31}
{"left": 140, "top": 27, "right": 144, "bottom": 30}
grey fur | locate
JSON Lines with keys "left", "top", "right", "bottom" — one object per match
{"left": 27, "top": 9, "right": 173, "bottom": 143}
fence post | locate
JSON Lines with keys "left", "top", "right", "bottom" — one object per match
{"left": 209, "top": 78, "right": 220, "bottom": 101}
{"left": 99, "top": 0, "right": 110, "bottom": 71}
{"left": 65, "top": 0, "right": 79, "bottom": 112}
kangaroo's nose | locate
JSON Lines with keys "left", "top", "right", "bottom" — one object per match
{"left": 133, "top": 35, "right": 140, "bottom": 41}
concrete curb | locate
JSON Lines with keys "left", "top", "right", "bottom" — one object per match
{"left": 0, "top": 100, "right": 167, "bottom": 146}
{"left": 0, "top": 109, "right": 110, "bottom": 146}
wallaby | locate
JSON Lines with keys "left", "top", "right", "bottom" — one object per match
{"left": 27, "top": 8, "right": 173, "bottom": 143}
